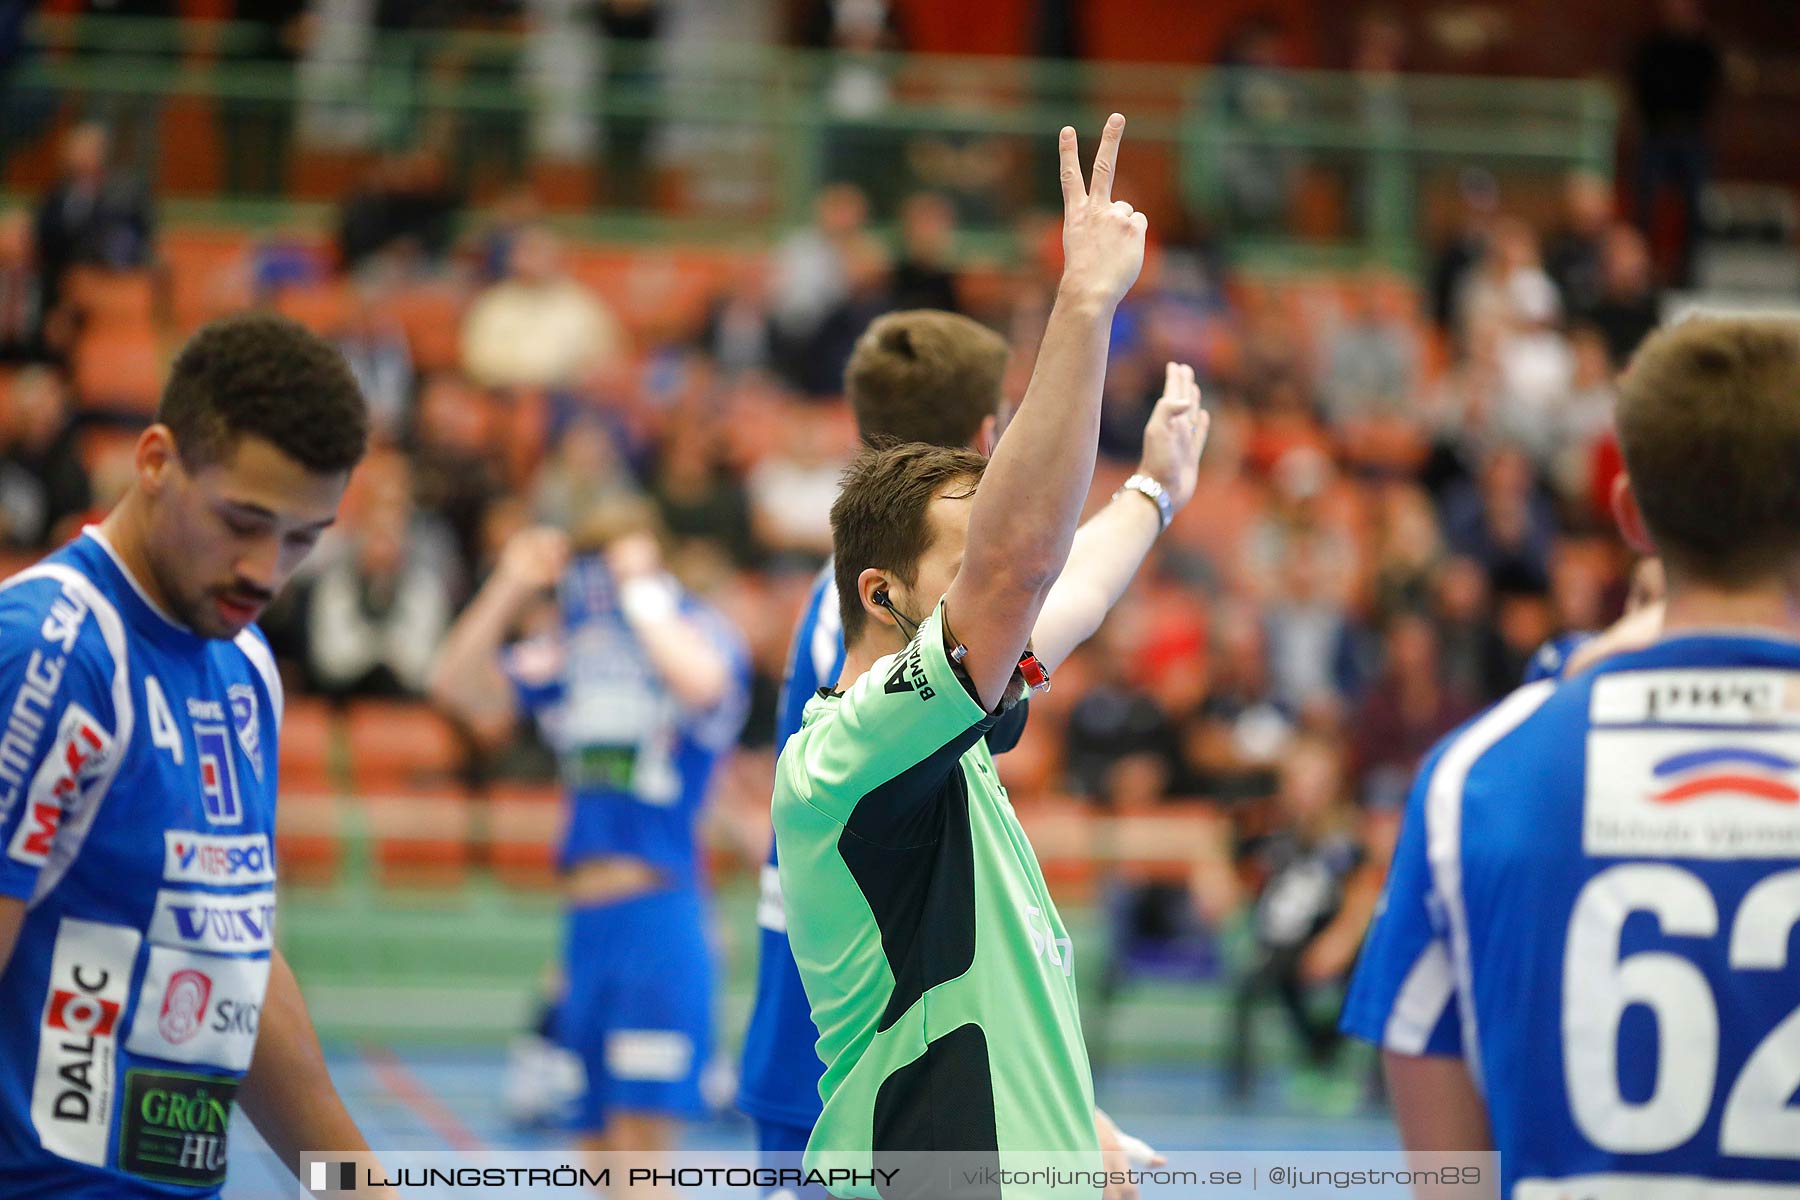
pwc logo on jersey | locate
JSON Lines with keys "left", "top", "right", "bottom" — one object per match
{"left": 31, "top": 918, "right": 142, "bottom": 1168}
{"left": 125, "top": 947, "right": 270, "bottom": 1071}
{"left": 6, "top": 703, "right": 113, "bottom": 869}
{"left": 162, "top": 831, "right": 276, "bottom": 885}
{"left": 148, "top": 888, "right": 276, "bottom": 955}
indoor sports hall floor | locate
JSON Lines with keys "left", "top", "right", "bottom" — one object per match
{"left": 223, "top": 877, "right": 1401, "bottom": 1197}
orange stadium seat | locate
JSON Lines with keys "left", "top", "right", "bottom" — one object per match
{"left": 483, "top": 781, "right": 564, "bottom": 890}
{"left": 64, "top": 267, "right": 157, "bottom": 327}
{"left": 387, "top": 285, "right": 467, "bottom": 373}
{"left": 276, "top": 696, "right": 339, "bottom": 794}
{"left": 71, "top": 326, "right": 163, "bottom": 417}
{"left": 344, "top": 701, "right": 473, "bottom": 887}
{"left": 162, "top": 229, "right": 253, "bottom": 333}
{"left": 275, "top": 792, "right": 344, "bottom": 887}
{"left": 271, "top": 282, "right": 354, "bottom": 335}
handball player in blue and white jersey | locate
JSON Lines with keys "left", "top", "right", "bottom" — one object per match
{"left": 1344, "top": 318, "right": 1800, "bottom": 1198}
{"left": 431, "top": 497, "right": 751, "bottom": 1165}
{"left": 0, "top": 314, "right": 382, "bottom": 1197}
{"left": 737, "top": 306, "right": 1205, "bottom": 1191}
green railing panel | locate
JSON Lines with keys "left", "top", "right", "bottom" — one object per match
{"left": 11, "top": 14, "right": 1616, "bottom": 269}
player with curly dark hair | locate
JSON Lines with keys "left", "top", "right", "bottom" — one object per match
{"left": 0, "top": 313, "right": 391, "bottom": 1197}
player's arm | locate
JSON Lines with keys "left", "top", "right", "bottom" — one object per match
{"left": 1382, "top": 1052, "right": 1493, "bottom": 1152}
{"left": 426, "top": 527, "right": 569, "bottom": 733}
{"left": 239, "top": 949, "right": 398, "bottom": 1193}
{"left": 0, "top": 895, "right": 21, "bottom": 979}
{"left": 1031, "top": 363, "right": 1208, "bottom": 673}
{"left": 605, "top": 532, "right": 734, "bottom": 710}
{"left": 945, "top": 114, "right": 1147, "bottom": 709}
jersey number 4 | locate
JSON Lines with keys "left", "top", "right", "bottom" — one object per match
{"left": 1564, "top": 862, "right": 1800, "bottom": 1159}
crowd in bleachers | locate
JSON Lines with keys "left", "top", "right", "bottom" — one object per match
{"left": 0, "top": 6, "right": 1695, "bottom": 1083}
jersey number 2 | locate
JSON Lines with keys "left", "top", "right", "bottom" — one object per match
{"left": 1564, "top": 862, "right": 1800, "bottom": 1159}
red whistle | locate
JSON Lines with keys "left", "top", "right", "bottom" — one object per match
{"left": 1017, "top": 652, "right": 1051, "bottom": 693}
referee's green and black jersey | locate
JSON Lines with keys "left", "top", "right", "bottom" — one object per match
{"left": 772, "top": 600, "right": 1100, "bottom": 1198}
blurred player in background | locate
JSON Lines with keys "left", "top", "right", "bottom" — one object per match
{"left": 741, "top": 264, "right": 1202, "bottom": 1195}
{"left": 773, "top": 115, "right": 1201, "bottom": 1198}
{"left": 429, "top": 497, "right": 750, "bottom": 1180}
{"left": 0, "top": 314, "right": 385, "bottom": 1197}
{"left": 1344, "top": 317, "right": 1800, "bottom": 1196}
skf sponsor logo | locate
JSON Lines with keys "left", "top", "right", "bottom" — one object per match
{"left": 1585, "top": 729, "right": 1800, "bottom": 858}
{"left": 32, "top": 918, "right": 141, "bottom": 1167}
{"left": 162, "top": 831, "right": 275, "bottom": 885}
{"left": 157, "top": 969, "right": 211, "bottom": 1045}
{"left": 117, "top": 1068, "right": 235, "bottom": 1189}
{"left": 125, "top": 947, "right": 269, "bottom": 1071}
{"left": 7, "top": 704, "right": 111, "bottom": 867}
{"left": 148, "top": 888, "right": 276, "bottom": 955}
{"left": 883, "top": 644, "right": 935, "bottom": 701}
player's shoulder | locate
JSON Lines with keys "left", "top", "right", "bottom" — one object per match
{"left": 1415, "top": 676, "right": 1565, "bottom": 800}
{"left": 0, "top": 543, "right": 128, "bottom": 678}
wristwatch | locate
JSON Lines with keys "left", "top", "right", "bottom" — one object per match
{"left": 1117, "top": 473, "right": 1173, "bottom": 532}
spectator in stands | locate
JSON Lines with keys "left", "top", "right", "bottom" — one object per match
{"left": 411, "top": 371, "right": 504, "bottom": 583}
{"left": 890, "top": 192, "right": 960, "bottom": 313}
{"left": 1549, "top": 325, "right": 1620, "bottom": 511}
{"left": 305, "top": 452, "right": 456, "bottom": 697}
{"left": 1316, "top": 277, "right": 1419, "bottom": 427}
{"left": 333, "top": 281, "right": 416, "bottom": 444}
{"left": 0, "top": 366, "right": 88, "bottom": 550}
{"left": 1630, "top": 0, "right": 1724, "bottom": 285}
{"left": 768, "top": 183, "right": 870, "bottom": 388}
{"left": 1350, "top": 610, "right": 1475, "bottom": 813}
{"left": 650, "top": 412, "right": 755, "bottom": 567}
{"left": 744, "top": 402, "right": 846, "bottom": 566}
{"left": 1183, "top": 603, "right": 1295, "bottom": 804}
{"left": 531, "top": 417, "right": 640, "bottom": 531}
{"left": 1458, "top": 219, "right": 1572, "bottom": 462}
{"left": 1368, "top": 482, "right": 1444, "bottom": 619}
{"left": 1263, "top": 538, "right": 1364, "bottom": 721}
{"left": 1431, "top": 555, "right": 1513, "bottom": 703}
{"left": 0, "top": 209, "right": 47, "bottom": 364}
{"left": 1217, "top": 14, "right": 1303, "bottom": 233}
{"left": 1575, "top": 223, "right": 1661, "bottom": 368}
{"left": 223, "top": 0, "right": 313, "bottom": 196}
{"left": 338, "top": 148, "right": 460, "bottom": 274}
{"left": 791, "top": 236, "right": 894, "bottom": 398}
{"left": 32, "top": 121, "right": 154, "bottom": 311}
{"left": 461, "top": 226, "right": 626, "bottom": 391}
{"left": 1441, "top": 445, "right": 1557, "bottom": 596}
{"left": 1065, "top": 606, "right": 1176, "bottom": 809}
{"left": 1544, "top": 172, "right": 1616, "bottom": 314}
{"left": 1427, "top": 167, "right": 1498, "bottom": 337}
{"left": 593, "top": 0, "right": 665, "bottom": 206}
{"left": 695, "top": 254, "right": 776, "bottom": 379}
{"left": 1227, "top": 732, "right": 1375, "bottom": 1105}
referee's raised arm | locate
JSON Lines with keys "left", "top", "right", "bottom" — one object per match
{"left": 944, "top": 113, "right": 1147, "bottom": 710}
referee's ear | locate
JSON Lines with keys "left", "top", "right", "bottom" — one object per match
{"left": 857, "top": 568, "right": 903, "bottom": 635}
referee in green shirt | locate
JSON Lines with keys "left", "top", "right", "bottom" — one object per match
{"left": 774, "top": 115, "right": 1204, "bottom": 1199}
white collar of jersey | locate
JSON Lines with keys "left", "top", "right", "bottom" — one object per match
{"left": 81, "top": 525, "right": 191, "bottom": 634}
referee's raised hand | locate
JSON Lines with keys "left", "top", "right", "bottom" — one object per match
{"left": 1057, "top": 113, "right": 1147, "bottom": 310}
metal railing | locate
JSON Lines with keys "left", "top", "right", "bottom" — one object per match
{"left": 6, "top": 14, "right": 1617, "bottom": 267}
